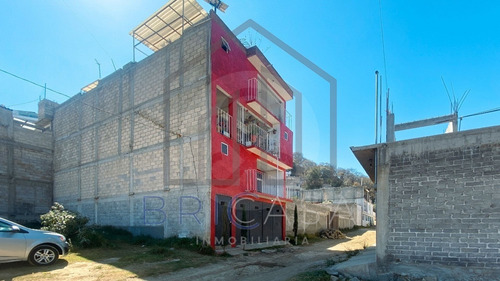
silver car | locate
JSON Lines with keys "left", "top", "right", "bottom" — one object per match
{"left": 0, "top": 217, "right": 69, "bottom": 266}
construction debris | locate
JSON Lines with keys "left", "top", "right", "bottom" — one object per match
{"left": 319, "top": 229, "right": 346, "bottom": 239}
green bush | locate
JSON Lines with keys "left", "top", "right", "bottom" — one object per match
{"left": 40, "top": 202, "right": 89, "bottom": 242}
{"left": 75, "top": 226, "right": 107, "bottom": 248}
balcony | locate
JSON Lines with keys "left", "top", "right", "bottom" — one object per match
{"left": 236, "top": 118, "right": 292, "bottom": 170}
{"left": 237, "top": 121, "right": 279, "bottom": 154}
{"left": 247, "top": 78, "right": 284, "bottom": 125}
{"left": 216, "top": 107, "right": 232, "bottom": 138}
{"left": 245, "top": 169, "right": 284, "bottom": 198}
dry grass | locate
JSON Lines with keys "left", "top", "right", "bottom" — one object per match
{"left": 0, "top": 242, "right": 222, "bottom": 281}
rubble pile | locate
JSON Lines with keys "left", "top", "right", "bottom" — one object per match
{"left": 319, "top": 229, "right": 346, "bottom": 239}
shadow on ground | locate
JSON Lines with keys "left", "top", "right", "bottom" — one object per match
{"left": 0, "top": 260, "right": 69, "bottom": 281}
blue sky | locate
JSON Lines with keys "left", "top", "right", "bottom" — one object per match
{"left": 1, "top": 1, "right": 499, "bottom": 174}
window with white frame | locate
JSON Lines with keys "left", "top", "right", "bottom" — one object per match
{"left": 256, "top": 171, "right": 263, "bottom": 192}
{"left": 221, "top": 142, "right": 228, "bottom": 156}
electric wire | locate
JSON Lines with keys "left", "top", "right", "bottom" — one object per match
{"left": 2, "top": 69, "right": 204, "bottom": 196}
{"left": 7, "top": 99, "right": 39, "bottom": 108}
{"left": 61, "top": 1, "right": 117, "bottom": 71}
{"left": 378, "top": 0, "right": 389, "bottom": 89}
{"left": 0, "top": 67, "right": 183, "bottom": 138}
{"left": 0, "top": 68, "right": 71, "bottom": 98}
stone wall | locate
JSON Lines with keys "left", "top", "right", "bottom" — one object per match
{"left": 52, "top": 19, "right": 212, "bottom": 240}
{"left": 0, "top": 106, "right": 53, "bottom": 222}
{"left": 378, "top": 126, "right": 500, "bottom": 269}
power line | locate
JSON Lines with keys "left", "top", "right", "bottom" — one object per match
{"left": 7, "top": 99, "right": 39, "bottom": 108}
{"left": 0, "top": 68, "right": 71, "bottom": 98}
{"left": 378, "top": 0, "right": 389, "bottom": 89}
{"left": 61, "top": 1, "right": 117, "bottom": 72}
{"left": 0, "top": 67, "right": 180, "bottom": 137}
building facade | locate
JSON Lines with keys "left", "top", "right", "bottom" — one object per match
{"left": 0, "top": 106, "right": 53, "bottom": 222}
{"left": 353, "top": 125, "right": 500, "bottom": 271}
{"left": 50, "top": 9, "right": 293, "bottom": 246}
{"left": 291, "top": 186, "right": 375, "bottom": 228}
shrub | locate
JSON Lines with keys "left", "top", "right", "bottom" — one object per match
{"left": 40, "top": 202, "right": 89, "bottom": 242}
{"left": 75, "top": 226, "right": 107, "bottom": 248}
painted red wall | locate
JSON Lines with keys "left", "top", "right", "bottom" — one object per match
{"left": 209, "top": 13, "right": 292, "bottom": 246}
{"left": 280, "top": 126, "right": 293, "bottom": 167}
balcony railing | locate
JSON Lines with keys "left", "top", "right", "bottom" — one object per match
{"left": 286, "top": 111, "right": 293, "bottom": 128}
{"left": 262, "top": 184, "right": 284, "bottom": 198}
{"left": 216, "top": 107, "right": 231, "bottom": 138}
{"left": 237, "top": 122, "right": 279, "bottom": 155}
{"left": 247, "top": 78, "right": 284, "bottom": 123}
{"left": 245, "top": 169, "right": 284, "bottom": 198}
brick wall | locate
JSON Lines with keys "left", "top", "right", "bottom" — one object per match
{"left": 382, "top": 126, "right": 500, "bottom": 269}
{"left": 52, "top": 18, "right": 212, "bottom": 240}
{"left": 0, "top": 106, "right": 53, "bottom": 222}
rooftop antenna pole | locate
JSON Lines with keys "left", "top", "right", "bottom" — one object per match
{"left": 182, "top": 0, "right": 185, "bottom": 34}
{"left": 379, "top": 74, "right": 383, "bottom": 144}
{"left": 95, "top": 59, "right": 101, "bottom": 79}
{"left": 44, "top": 83, "right": 47, "bottom": 99}
{"left": 375, "top": 70, "right": 379, "bottom": 144}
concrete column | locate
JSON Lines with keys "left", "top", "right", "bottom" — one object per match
{"left": 2, "top": 108, "right": 16, "bottom": 217}
{"left": 386, "top": 113, "right": 395, "bottom": 142}
{"left": 376, "top": 144, "right": 390, "bottom": 268}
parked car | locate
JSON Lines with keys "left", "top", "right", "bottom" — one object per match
{"left": 0, "top": 217, "right": 69, "bottom": 266}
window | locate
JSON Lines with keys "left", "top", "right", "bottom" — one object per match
{"left": 0, "top": 221, "right": 11, "bottom": 232}
{"left": 256, "top": 171, "right": 263, "bottom": 192}
{"left": 221, "top": 142, "right": 228, "bottom": 156}
{"left": 216, "top": 88, "right": 232, "bottom": 137}
{"left": 221, "top": 37, "right": 231, "bottom": 53}
{"left": 284, "top": 131, "right": 288, "bottom": 141}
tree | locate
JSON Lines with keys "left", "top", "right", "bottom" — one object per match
{"left": 293, "top": 205, "right": 298, "bottom": 243}
{"left": 317, "top": 163, "right": 342, "bottom": 187}
{"left": 291, "top": 152, "right": 316, "bottom": 177}
{"left": 305, "top": 166, "right": 322, "bottom": 189}
{"left": 292, "top": 153, "right": 375, "bottom": 199}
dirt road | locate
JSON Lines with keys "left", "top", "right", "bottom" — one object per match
{"left": 0, "top": 228, "right": 375, "bottom": 281}
{"left": 155, "top": 228, "right": 375, "bottom": 281}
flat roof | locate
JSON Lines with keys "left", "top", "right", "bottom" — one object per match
{"left": 246, "top": 46, "right": 293, "bottom": 101}
{"left": 350, "top": 144, "right": 379, "bottom": 182}
{"left": 130, "top": 0, "right": 208, "bottom": 52}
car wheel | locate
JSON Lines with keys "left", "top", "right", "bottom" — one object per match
{"left": 28, "top": 245, "right": 59, "bottom": 266}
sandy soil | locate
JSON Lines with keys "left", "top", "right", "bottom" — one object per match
{"left": 154, "top": 228, "right": 376, "bottom": 281}
{"left": 0, "top": 228, "right": 375, "bottom": 281}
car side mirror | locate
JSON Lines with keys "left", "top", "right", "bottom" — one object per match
{"left": 10, "top": 226, "right": 20, "bottom": 232}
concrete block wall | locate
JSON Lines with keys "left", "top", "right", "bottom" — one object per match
{"left": 52, "top": 18, "right": 212, "bottom": 240}
{"left": 381, "top": 126, "right": 500, "bottom": 269}
{"left": 0, "top": 106, "right": 54, "bottom": 222}
{"left": 286, "top": 201, "right": 330, "bottom": 236}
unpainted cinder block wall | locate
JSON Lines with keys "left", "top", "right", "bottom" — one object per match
{"left": 380, "top": 125, "right": 500, "bottom": 269}
{"left": 52, "top": 19, "right": 212, "bottom": 240}
{"left": 286, "top": 201, "right": 329, "bottom": 236}
{"left": 0, "top": 107, "right": 53, "bottom": 222}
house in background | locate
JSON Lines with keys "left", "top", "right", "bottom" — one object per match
{"left": 285, "top": 185, "right": 376, "bottom": 229}
{"left": 48, "top": 0, "right": 293, "bottom": 247}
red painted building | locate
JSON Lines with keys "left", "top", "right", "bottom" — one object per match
{"left": 209, "top": 14, "right": 293, "bottom": 246}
